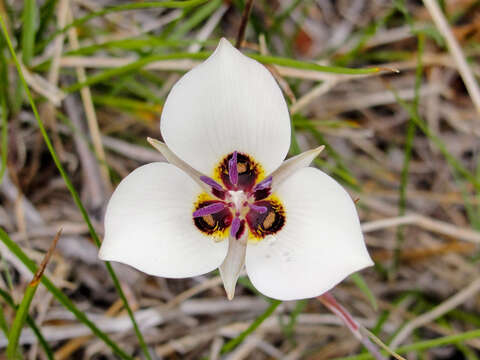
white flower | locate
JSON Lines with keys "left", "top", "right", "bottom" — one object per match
{"left": 99, "top": 38, "right": 373, "bottom": 301}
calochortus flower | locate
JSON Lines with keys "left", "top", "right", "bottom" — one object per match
{"left": 99, "top": 38, "right": 373, "bottom": 301}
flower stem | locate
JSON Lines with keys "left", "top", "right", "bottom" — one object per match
{"left": 318, "top": 292, "right": 387, "bottom": 360}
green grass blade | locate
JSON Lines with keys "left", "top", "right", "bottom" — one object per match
{"left": 35, "top": 0, "right": 58, "bottom": 42}
{"left": 63, "top": 52, "right": 208, "bottom": 93}
{"left": 0, "top": 88, "right": 7, "bottom": 185}
{"left": 7, "top": 281, "right": 39, "bottom": 359}
{"left": 0, "top": 15, "right": 150, "bottom": 360}
{"left": 394, "top": 34, "right": 425, "bottom": 273}
{"left": 65, "top": 37, "right": 204, "bottom": 56}
{"left": 0, "top": 301, "right": 8, "bottom": 335}
{"left": 336, "top": 328, "right": 480, "bottom": 360}
{"left": 250, "top": 54, "right": 385, "bottom": 75}
{"left": 392, "top": 92, "right": 480, "bottom": 192}
{"left": 282, "top": 299, "right": 307, "bottom": 342}
{"left": 221, "top": 300, "right": 282, "bottom": 354}
{"left": 0, "top": 294, "right": 23, "bottom": 360}
{"left": 21, "top": 0, "right": 37, "bottom": 65}
{"left": 0, "top": 228, "right": 133, "bottom": 360}
{"left": 93, "top": 94, "right": 162, "bottom": 114}
{"left": 171, "top": 0, "right": 221, "bottom": 39}
{"left": 6, "top": 230, "right": 60, "bottom": 359}
{"left": 38, "top": 0, "right": 208, "bottom": 49}
{"left": 0, "top": 288, "right": 54, "bottom": 360}
{"left": 63, "top": 51, "right": 387, "bottom": 94}
{"left": 350, "top": 273, "right": 378, "bottom": 311}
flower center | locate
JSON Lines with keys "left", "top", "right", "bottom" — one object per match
{"left": 228, "top": 190, "right": 246, "bottom": 212}
{"left": 193, "top": 151, "right": 285, "bottom": 241}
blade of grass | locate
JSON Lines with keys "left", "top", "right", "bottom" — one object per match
{"left": 394, "top": 34, "right": 425, "bottom": 273}
{"left": 221, "top": 299, "right": 282, "bottom": 354}
{"left": 171, "top": 0, "right": 221, "bottom": 40}
{"left": 336, "top": 328, "right": 480, "bottom": 360}
{"left": 293, "top": 117, "right": 359, "bottom": 189}
{"left": 0, "top": 290, "right": 14, "bottom": 357}
{"left": 0, "top": 288, "right": 53, "bottom": 360}
{"left": 35, "top": 0, "right": 58, "bottom": 42}
{"left": 391, "top": 89, "right": 480, "bottom": 192}
{"left": 281, "top": 299, "right": 307, "bottom": 343}
{"left": 21, "top": 0, "right": 37, "bottom": 65}
{"left": 38, "top": 0, "right": 208, "bottom": 50}
{"left": 63, "top": 51, "right": 388, "bottom": 94}
{"left": 65, "top": 37, "right": 209, "bottom": 56}
{"left": 0, "top": 301, "right": 23, "bottom": 360}
{"left": 63, "top": 52, "right": 206, "bottom": 93}
{"left": 333, "top": 7, "right": 396, "bottom": 66}
{"left": 6, "top": 229, "right": 61, "bottom": 359}
{"left": 350, "top": 273, "right": 378, "bottom": 311}
{"left": 0, "top": 15, "right": 149, "bottom": 360}
{"left": 93, "top": 94, "right": 162, "bottom": 114}
{"left": 0, "top": 85, "right": 7, "bottom": 185}
{"left": 249, "top": 54, "right": 390, "bottom": 75}
{"left": 0, "top": 228, "right": 132, "bottom": 360}
{"left": 0, "top": 298, "right": 8, "bottom": 335}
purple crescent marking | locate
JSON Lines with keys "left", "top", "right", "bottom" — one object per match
{"left": 249, "top": 203, "right": 267, "bottom": 214}
{"left": 253, "top": 176, "right": 272, "bottom": 191}
{"left": 200, "top": 176, "right": 224, "bottom": 192}
{"left": 230, "top": 216, "right": 241, "bottom": 238}
{"left": 193, "top": 202, "right": 226, "bottom": 218}
{"left": 228, "top": 151, "right": 238, "bottom": 186}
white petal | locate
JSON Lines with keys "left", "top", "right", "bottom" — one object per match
{"left": 99, "top": 163, "right": 228, "bottom": 278}
{"left": 161, "top": 38, "right": 291, "bottom": 175}
{"left": 246, "top": 167, "right": 373, "bottom": 301}
{"left": 219, "top": 234, "right": 247, "bottom": 300}
{"left": 270, "top": 146, "right": 324, "bottom": 189}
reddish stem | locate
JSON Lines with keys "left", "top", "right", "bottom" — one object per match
{"left": 318, "top": 292, "right": 386, "bottom": 360}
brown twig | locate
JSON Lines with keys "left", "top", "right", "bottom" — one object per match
{"left": 235, "top": 0, "right": 254, "bottom": 49}
{"left": 31, "top": 228, "right": 62, "bottom": 286}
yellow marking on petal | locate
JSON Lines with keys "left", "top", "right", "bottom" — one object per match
{"left": 193, "top": 192, "right": 231, "bottom": 240}
{"left": 247, "top": 194, "right": 286, "bottom": 243}
{"left": 194, "top": 192, "right": 215, "bottom": 208}
{"left": 213, "top": 152, "right": 266, "bottom": 186}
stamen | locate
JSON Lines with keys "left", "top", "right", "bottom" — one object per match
{"left": 230, "top": 216, "right": 241, "bottom": 238}
{"left": 249, "top": 203, "right": 267, "bottom": 214}
{"left": 200, "top": 176, "right": 224, "bottom": 192}
{"left": 253, "top": 176, "right": 272, "bottom": 191}
{"left": 193, "top": 202, "right": 226, "bottom": 218}
{"left": 228, "top": 151, "right": 238, "bottom": 186}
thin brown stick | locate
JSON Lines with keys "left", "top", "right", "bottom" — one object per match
{"left": 31, "top": 229, "right": 62, "bottom": 286}
{"left": 235, "top": 0, "right": 254, "bottom": 49}
{"left": 389, "top": 277, "right": 480, "bottom": 348}
{"left": 67, "top": 5, "right": 112, "bottom": 193}
{"left": 423, "top": 0, "right": 480, "bottom": 115}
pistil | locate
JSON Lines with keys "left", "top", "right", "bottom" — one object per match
{"left": 193, "top": 151, "right": 283, "bottom": 241}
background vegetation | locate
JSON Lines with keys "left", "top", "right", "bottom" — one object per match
{"left": 1, "top": 0, "right": 480, "bottom": 359}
